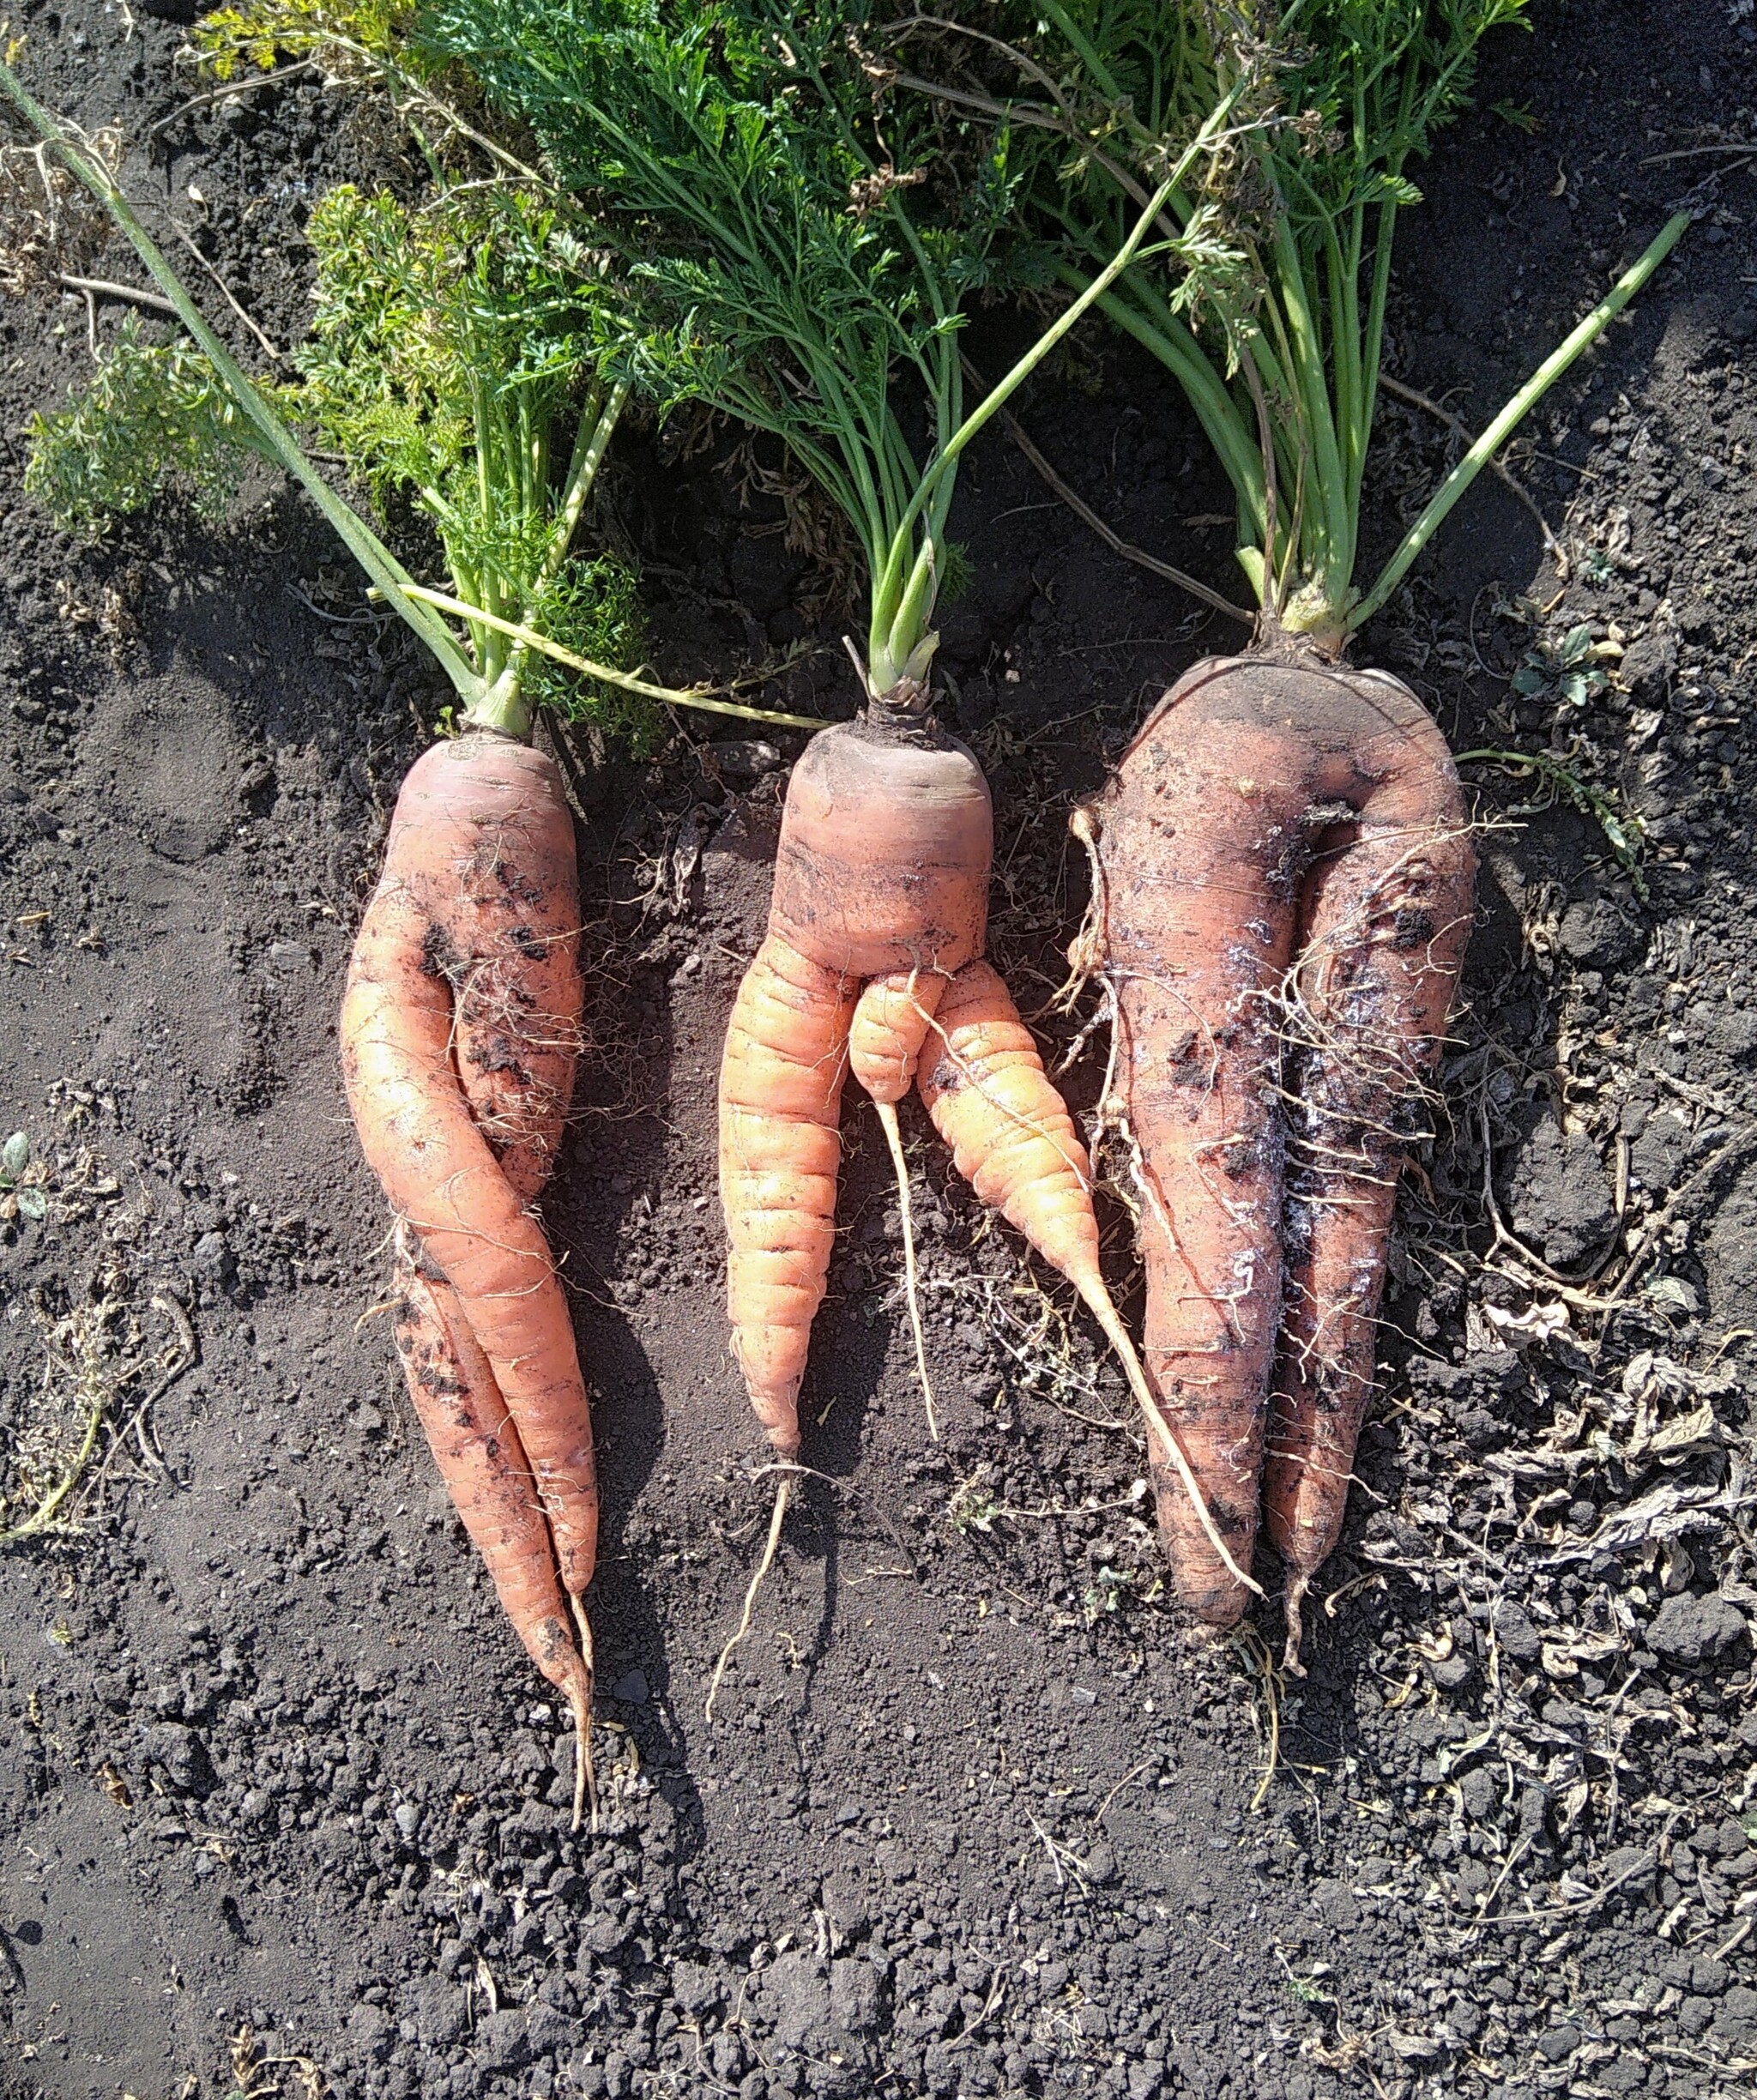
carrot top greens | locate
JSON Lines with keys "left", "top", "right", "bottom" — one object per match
{"left": 420, "top": 0, "right": 1243, "bottom": 710}
{"left": 931, "top": 1, "right": 1686, "bottom": 650}
{"left": 3, "top": 57, "right": 821, "bottom": 740}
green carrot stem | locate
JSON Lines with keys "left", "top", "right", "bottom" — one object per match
{"left": 399, "top": 586, "right": 826, "bottom": 727}
{"left": 1348, "top": 211, "right": 1688, "bottom": 632}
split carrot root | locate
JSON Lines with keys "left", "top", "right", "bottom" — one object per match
{"left": 393, "top": 1246, "right": 595, "bottom": 1829}
{"left": 1086, "top": 653, "right": 1475, "bottom": 1634}
{"left": 1265, "top": 735, "right": 1475, "bottom": 1669}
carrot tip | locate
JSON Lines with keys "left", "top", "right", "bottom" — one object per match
{"left": 567, "top": 1592, "right": 598, "bottom": 1834}
{"left": 704, "top": 1473, "right": 792, "bottom": 1724}
{"left": 1281, "top": 1571, "right": 1311, "bottom": 1680}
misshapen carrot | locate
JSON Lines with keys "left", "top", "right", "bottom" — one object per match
{"left": 341, "top": 728, "right": 600, "bottom": 1813}
{"left": 1084, "top": 654, "right": 1474, "bottom": 1633}
{"left": 342, "top": 733, "right": 597, "bottom": 1591}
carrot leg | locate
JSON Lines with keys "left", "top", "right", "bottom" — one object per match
{"left": 1265, "top": 807, "right": 1474, "bottom": 1667}
{"left": 1095, "top": 767, "right": 1299, "bottom": 1625}
{"left": 849, "top": 969, "right": 946, "bottom": 1103}
{"left": 718, "top": 932, "right": 856, "bottom": 1455}
{"left": 393, "top": 1252, "right": 595, "bottom": 1827}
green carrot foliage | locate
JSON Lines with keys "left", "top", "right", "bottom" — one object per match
{"left": 421, "top": 0, "right": 1020, "bottom": 700}
{"left": 948, "top": 0, "right": 1537, "bottom": 643}
{"left": 27, "top": 181, "right": 651, "bottom": 743}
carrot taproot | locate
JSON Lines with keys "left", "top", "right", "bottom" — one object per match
{"left": 718, "top": 931, "right": 858, "bottom": 1459}
{"left": 1083, "top": 655, "right": 1475, "bottom": 1632}
{"left": 341, "top": 729, "right": 601, "bottom": 1805}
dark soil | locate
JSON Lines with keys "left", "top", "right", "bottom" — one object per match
{"left": 4, "top": 5, "right": 1757, "bottom": 2099}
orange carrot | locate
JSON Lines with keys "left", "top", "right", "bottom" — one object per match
{"left": 709, "top": 713, "right": 989, "bottom": 1707}
{"left": 1083, "top": 655, "right": 1475, "bottom": 1636}
{"left": 341, "top": 730, "right": 599, "bottom": 1805}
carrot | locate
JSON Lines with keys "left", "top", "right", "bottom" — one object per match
{"left": 343, "top": 737, "right": 597, "bottom": 1572}
{"left": 980, "top": 1, "right": 1680, "bottom": 1650}
{"left": 707, "top": 719, "right": 989, "bottom": 1706}
{"left": 341, "top": 731, "right": 601, "bottom": 1813}
{"left": 392, "top": 1240, "right": 595, "bottom": 1828}
{"left": 1083, "top": 657, "right": 1474, "bottom": 1633}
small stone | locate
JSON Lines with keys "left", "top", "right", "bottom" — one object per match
{"left": 347, "top": 2001, "right": 395, "bottom": 2066}
{"left": 1492, "top": 1602, "right": 1542, "bottom": 1663}
{"left": 525, "top": 2002, "right": 577, "bottom": 2056}
{"left": 828, "top": 1957, "right": 881, "bottom": 2035}
{"left": 474, "top": 2009, "right": 533, "bottom": 2073}
{"left": 393, "top": 1801, "right": 421, "bottom": 1843}
{"left": 142, "top": 1721, "right": 205, "bottom": 1794}
{"left": 822, "top": 1874, "right": 871, "bottom": 1942}
{"left": 704, "top": 739, "right": 782, "bottom": 778}
{"left": 192, "top": 1230, "right": 235, "bottom": 1284}
{"left": 610, "top": 1669, "right": 649, "bottom": 1705}
{"left": 1428, "top": 1653, "right": 1475, "bottom": 1692}
{"left": 672, "top": 1962, "right": 722, "bottom": 2017}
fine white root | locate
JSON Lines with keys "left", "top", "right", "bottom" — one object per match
{"left": 1281, "top": 1569, "right": 1312, "bottom": 1679}
{"left": 567, "top": 1591, "right": 598, "bottom": 1833}
{"left": 1081, "top": 1283, "right": 1264, "bottom": 1599}
{"left": 874, "top": 1098, "right": 939, "bottom": 1440}
{"left": 704, "top": 1472, "right": 793, "bottom": 1724}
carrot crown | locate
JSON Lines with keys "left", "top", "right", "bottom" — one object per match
{"left": 938, "top": 0, "right": 1685, "bottom": 654}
